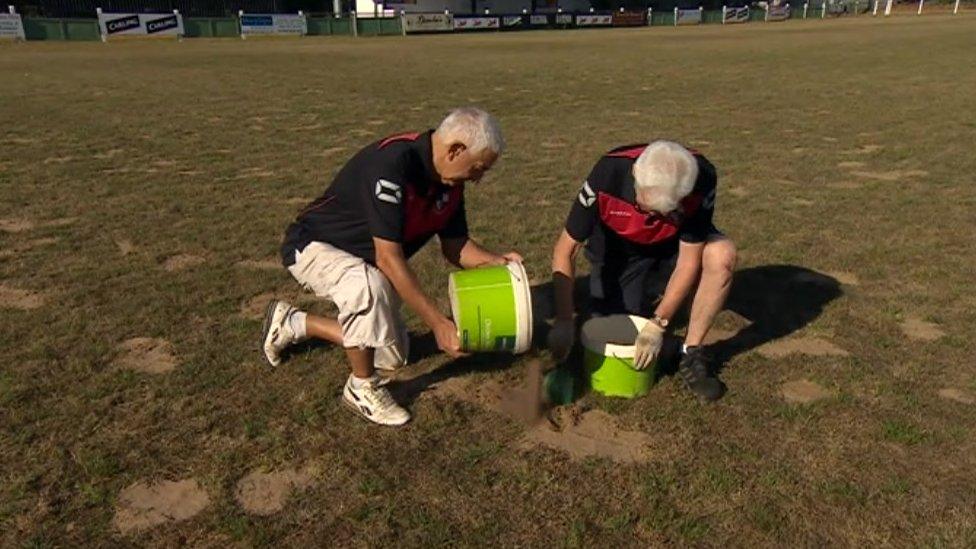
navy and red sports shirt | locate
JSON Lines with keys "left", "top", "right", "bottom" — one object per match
{"left": 564, "top": 143, "right": 719, "bottom": 261}
{"left": 281, "top": 130, "right": 468, "bottom": 266}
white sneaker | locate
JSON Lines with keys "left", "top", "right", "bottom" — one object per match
{"left": 342, "top": 375, "right": 411, "bottom": 426}
{"left": 261, "top": 299, "right": 303, "bottom": 367}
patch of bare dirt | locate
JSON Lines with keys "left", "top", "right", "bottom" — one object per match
{"left": 0, "top": 285, "right": 46, "bottom": 310}
{"left": 0, "top": 218, "right": 35, "bottom": 233}
{"left": 701, "top": 327, "right": 742, "bottom": 346}
{"left": 899, "top": 317, "right": 944, "bottom": 341}
{"left": 94, "top": 148, "right": 124, "bottom": 159}
{"left": 938, "top": 389, "right": 974, "bottom": 405}
{"left": 237, "top": 259, "right": 281, "bottom": 271}
{"left": 757, "top": 337, "right": 849, "bottom": 359}
{"left": 837, "top": 161, "right": 866, "bottom": 169}
{"left": 234, "top": 168, "right": 275, "bottom": 180}
{"left": 43, "top": 155, "right": 75, "bottom": 164}
{"left": 318, "top": 146, "right": 347, "bottom": 157}
{"left": 115, "top": 239, "right": 136, "bottom": 256}
{"left": 781, "top": 380, "right": 833, "bottom": 404}
{"left": 826, "top": 181, "right": 864, "bottom": 190}
{"left": 0, "top": 237, "right": 60, "bottom": 259}
{"left": 846, "top": 144, "right": 883, "bottom": 154}
{"left": 851, "top": 169, "right": 927, "bottom": 182}
{"left": 240, "top": 292, "right": 319, "bottom": 320}
{"left": 112, "top": 338, "right": 178, "bottom": 374}
{"left": 827, "top": 271, "right": 859, "bottom": 286}
{"left": 3, "top": 137, "right": 37, "bottom": 145}
{"left": 43, "top": 217, "right": 77, "bottom": 228}
{"left": 421, "top": 365, "right": 659, "bottom": 464}
{"left": 235, "top": 467, "right": 316, "bottom": 516}
{"left": 241, "top": 292, "right": 275, "bottom": 320}
{"left": 113, "top": 479, "right": 210, "bottom": 535}
{"left": 521, "top": 407, "right": 655, "bottom": 464}
{"left": 161, "top": 254, "right": 206, "bottom": 272}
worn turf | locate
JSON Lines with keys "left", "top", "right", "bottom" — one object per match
{"left": 1, "top": 13, "right": 975, "bottom": 546}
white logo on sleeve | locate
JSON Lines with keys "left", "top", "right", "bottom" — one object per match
{"left": 702, "top": 188, "right": 716, "bottom": 210}
{"left": 435, "top": 191, "right": 450, "bottom": 211}
{"left": 578, "top": 181, "right": 596, "bottom": 208}
{"left": 374, "top": 179, "right": 402, "bottom": 205}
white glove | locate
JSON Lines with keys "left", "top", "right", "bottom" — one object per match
{"left": 547, "top": 319, "right": 575, "bottom": 362}
{"left": 632, "top": 320, "right": 666, "bottom": 370}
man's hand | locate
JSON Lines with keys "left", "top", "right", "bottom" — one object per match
{"left": 443, "top": 237, "right": 522, "bottom": 269}
{"left": 500, "top": 251, "right": 523, "bottom": 264}
{"left": 481, "top": 251, "right": 523, "bottom": 267}
{"left": 547, "top": 319, "right": 575, "bottom": 361}
{"left": 633, "top": 320, "right": 666, "bottom": 370}
{"left": 433, "top": 317, "right": 468, "bottom": 359}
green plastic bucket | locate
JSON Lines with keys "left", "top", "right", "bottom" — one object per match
{"left": 448, "top": 262, "right": 533, "bottom": 354}
{"left": 581, "top": 315, "right": 653, "bottom": 398}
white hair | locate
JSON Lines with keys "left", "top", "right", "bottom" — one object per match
{"left": 632, "top": 140, "right": 698, "bottom": 213}
{"left": 436, "top": 107, "right": 505, "bottom": 155}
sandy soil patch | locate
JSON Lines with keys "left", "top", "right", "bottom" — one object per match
{"left": 781, "top": 380, "right": 833, "bottom": 404}
{"left": 112, "top": 338, "right": 178, "bottom": 374}
{"left": 114, "top": 479, "right": 210, "bottom": 535}
{"left": 758, "top": 337, "right": 849, "bottom": 359}
{"left": 938, "top": 389, "right": 974, "bottom": 405}
{"left": 235, "top": 467, "right": 315, "bottom": 516}
{"left": 0, "top": 285, "right": 46, "bottom": 310}
{"left": 161, "top": 254, "right": 206, "bottom": 272}
{"left": 899, "top": 317, "right": 944, "bottom": 341}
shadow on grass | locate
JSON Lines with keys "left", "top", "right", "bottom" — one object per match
{"left": 387, "top": 350, "right": 518, "bottom": 407}
{"left": 295, "top": 264, "right": 841, "bottom": 403}
{"left": 529, "top": 264, "right": 843, "bottom": 375}
{"left": 711, "top": 265, "right": 843, "bottom": 371}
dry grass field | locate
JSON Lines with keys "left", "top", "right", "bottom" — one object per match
{"left": 1, "top": 13, "right": 975, "bottom": 546}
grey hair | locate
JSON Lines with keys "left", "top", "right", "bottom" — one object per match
{"left": 632, "top": 140, "right": 698, "bottom": 213}
{"left": 436, "top": 107, "right": 505, "bottom": 155}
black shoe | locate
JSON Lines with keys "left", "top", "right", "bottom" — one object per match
{"left": 677, "top": 346, "right": 726, "bottom": 402}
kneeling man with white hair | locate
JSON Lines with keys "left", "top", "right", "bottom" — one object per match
{"left": 548, "top": 140, "right": 736, "bottom": 401}
{"left": 262, "top": 107, "right": 522, "bottom": 426}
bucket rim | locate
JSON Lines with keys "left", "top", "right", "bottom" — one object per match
{"left": 506, "top": 260, "right": 533, "bottom": 354}
{"left": 580, "top": 314, "right": 648, "bottom": 359}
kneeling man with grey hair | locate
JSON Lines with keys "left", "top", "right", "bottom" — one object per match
{"left": 548, "top": 140, "right": 737, "bottom": 401}
{"left": 262, "top": 107, "right": 522, "bottom": 426}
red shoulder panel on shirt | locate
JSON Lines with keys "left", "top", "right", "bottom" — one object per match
{"left": 378, "top": 132, "right": 421, "bottom": 149}
{"left": 605, "top": 144, "right": 648, "bottom": 160}
{"left": 606, "top": 143, "right": 703, "bottom": 159}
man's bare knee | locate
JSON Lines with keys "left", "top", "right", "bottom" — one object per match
{"left": 703, "top": 239, "right": 737, "bottom": 277}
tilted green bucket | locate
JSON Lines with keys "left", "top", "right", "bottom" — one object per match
{"left": 581, "top": 315, "right": 654, "bottom": 398}
{"left": 448, "top": 262, "right": 533, "bottom": 354}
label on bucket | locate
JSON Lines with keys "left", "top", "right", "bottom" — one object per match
{"left": 494, "top": 335, "right": 515, "bottom": 352}
{"left": 451, "top": 266, "right": 519, "bottom": 353}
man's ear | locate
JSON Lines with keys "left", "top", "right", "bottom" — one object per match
{"left": 447, "top": 142, "right": 467, "bottom": 160}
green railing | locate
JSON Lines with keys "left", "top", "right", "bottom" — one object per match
{"left": 183, "top": 18, "right": 240, "bottom": 38}
{"left": 651, "top": 11, "right": 676, "bottom": 26}
{"left": 356, "top": 17, "right": 402, "bottom": 36}
{"left": 307, "top": 17, "right": 354, "bottom": 35}
{"left": 23, "top": 18, "right": 101, "bottom": 41}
